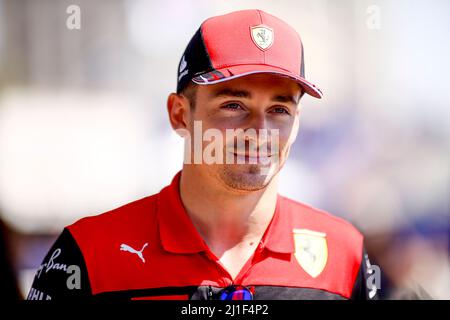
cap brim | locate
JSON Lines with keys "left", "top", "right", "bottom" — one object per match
{"left": 192, "top": 64, "right": 323, "bottom": 99}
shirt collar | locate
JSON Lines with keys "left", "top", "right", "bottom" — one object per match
{"left": 157, "top": 171, "right": 207, "bottom": 253}
{"left": 261, "top": 195, "right": 295, "bottom": 254}
{"left": 157, "top": 171, "right": 295, "bottom": 254}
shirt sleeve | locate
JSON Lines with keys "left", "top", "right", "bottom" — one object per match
{"left": 351, "top": 246, "right": 380, "bottom": 300}
{"left": 27, "top": 228, "right": 92, "bottom": 300}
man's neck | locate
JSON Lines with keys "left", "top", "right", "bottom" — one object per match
{"left": 179, "top": 166, "right": 279, "bottom": 253}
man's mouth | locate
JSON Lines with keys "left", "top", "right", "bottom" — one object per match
{"left": 232, "top": 152, "right": 272, "bottom": 158}
{"left": 229, "top": 151, "right": 276, "bottom": 164}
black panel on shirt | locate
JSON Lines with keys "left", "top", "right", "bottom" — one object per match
{"left": 94, "top": 285, "right": 350, "bottom": 300}
{"left": 351, "top": 246, "right": 380, "bottom": 300}
{"left": 27, "top": 228, "right": 91, "bottom": 300}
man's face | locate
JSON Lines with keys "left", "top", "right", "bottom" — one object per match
{"left": 184, "top": 73, "right": 302, "bottom": 192}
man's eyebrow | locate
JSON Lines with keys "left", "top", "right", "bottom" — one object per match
{"left": 210, "top": 88, "right": 251, "bottom": 99}
{"left": 271, "top": 94, "right": 299, "bottom": 105}
{"left": 211, "top": 88, "right": 299, "bottom": 104}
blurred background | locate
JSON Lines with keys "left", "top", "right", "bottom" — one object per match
{"left": 0, "top": 0, "right": 448, "bottom": 300}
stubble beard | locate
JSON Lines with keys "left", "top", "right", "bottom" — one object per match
{"left": 218, "top": 163, "right": 279, "bottom": 192}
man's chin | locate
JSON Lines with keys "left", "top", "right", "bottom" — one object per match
{"left": 218, "top": 164, "right": 276, "bottom": 192}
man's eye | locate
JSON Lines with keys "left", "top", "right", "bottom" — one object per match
{"left": 271, "top": 107, "right": 290, "bottom": 115}
{"left": 222, "top": 103, "right": 243, "bottom": 111}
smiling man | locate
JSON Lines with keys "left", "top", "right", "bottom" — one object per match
{"left": 27, "top": 9, "right": 378, "bottom": 300}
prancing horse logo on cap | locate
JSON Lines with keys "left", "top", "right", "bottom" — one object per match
{"left": 250, "top": 25, "right": 274, "bottom": 51}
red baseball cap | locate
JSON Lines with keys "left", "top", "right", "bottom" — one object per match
{"left": 176, "top": 9, "right": 322, "bottom": 99}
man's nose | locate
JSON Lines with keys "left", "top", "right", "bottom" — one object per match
{"left": 246, "top": 111, "right": 268, "bottom": 131}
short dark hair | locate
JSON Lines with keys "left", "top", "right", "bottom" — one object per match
{"left": 179, "top": 82, "right": 198, "bottom": 109}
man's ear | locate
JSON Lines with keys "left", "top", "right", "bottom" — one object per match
{"left": 167, "top": 93, "right": 190, "bottom": 136}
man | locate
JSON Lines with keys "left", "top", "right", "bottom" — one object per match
{"left": 27, "top": 9, "right": 377, "bottom": 300}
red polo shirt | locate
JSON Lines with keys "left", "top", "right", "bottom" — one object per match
{"left": 27, "top": 171, "right": 375, "bottom": 300}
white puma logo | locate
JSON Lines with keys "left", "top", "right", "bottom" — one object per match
{"left": 120, "top": 243, "right": 148, "bottom": 263}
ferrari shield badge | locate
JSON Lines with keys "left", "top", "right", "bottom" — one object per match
{"left": 293, "top": 229, "right": 328, "bottom": 278}
{"left": 250, "top": 25, "right": 274, "bottom": 50}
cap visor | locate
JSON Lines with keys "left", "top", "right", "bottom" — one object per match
{"left": 192, "top": 64, "right": 322, "bottom": 99}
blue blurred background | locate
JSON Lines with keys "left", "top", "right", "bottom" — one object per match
{"left": 0, "top": 0, "right": 448, "bottom": 299}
